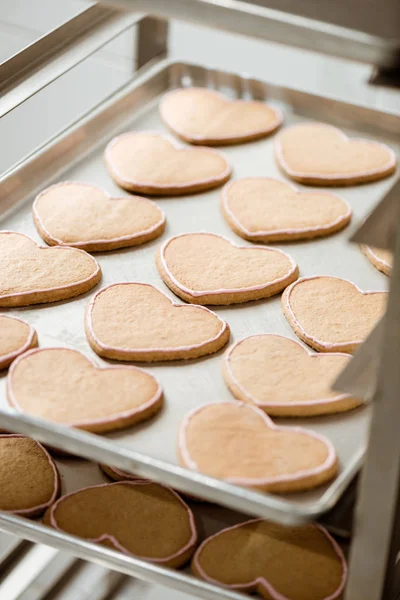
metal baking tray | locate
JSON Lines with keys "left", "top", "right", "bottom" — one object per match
{"left": 0, "top": 59, "right": 398, "bottom": 592}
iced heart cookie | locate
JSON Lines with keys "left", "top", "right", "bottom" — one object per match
{"left": 33, "top": 182, "right": 165, "bottom": 252}
{"left": 0, "top": 315, "right": 38, "bottom": 370}
{"left": 100, "top": 464, "right": 139, "bottom": 481}
{"left": 157, "top": 233, "right": 298, "bottom": 305}
{"left": 276, "top": 122, "right": 396, "bottom": 185}
{"left": 192, "top": 519, "right": 347, "bottom": 600}
{"left": 0, "top": 434, "right": 60, "bottom": 517}
{"left": 0, "top": 231, "right": 101, "bottom": 307}
{"left": 222, "top": 178, "right": 352, "bottom": 242}
{"left": 282, "top": 276, "right": 387, "bottom": 353}
{"left": 7, "top": 347, "right": 163, "bottom": 433}
{"left": 44, "top": 481, "right": 197, "bottom": 567}
{"left": 85, "top": 282, "right": 229, "bottom": 361}
{"left": 223, "top": 334, "right": 362, "bottom": 417}
{"left": 362, "top": 245, "right": 392, "bottom": 276}
{"left": 159, "top": 87, "right": 282, "bottom": 145}
{"left": 179, "top": 402, "right": 337, "bottom": 492}
{"left": 105, "top": 132, "right": 231, "bottom": 195}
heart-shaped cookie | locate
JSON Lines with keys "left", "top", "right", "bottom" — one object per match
{"left": 192, "top": 519, "right": 347, "bottom": 600}
{"left": 179, "top": 402, "right": 337, "bottom": 492}
{"left": 0, "top": 231, "right": 101, "bottom": 307}
{"left": 275, "top": 122, "right": 396, "bottom": 185}
{"left": 282, "top": 276, "right": 387, "bottom": 353}
{"left": 0, "top": 315, "right": 38, "bottom": 370}
{"left": 33, "top": 182, "right": 166, "bottom": 252}
{"left": 105, "top": 132, "right": 231, "bottom": 195}
{"left": 85, "top": 282, "right": 230, "bottom": 361}
{"left": 7, "top": 347, "right": 163, "bottom": 433}
{"left": 44, "top": 481, "right": 197, "bottom": 568}
{"left": 222, "top": 178, "right": 352, "bottom": 242}
{"left": 157, "top": 233, "right": 298, "bottom": 305}
{"left": 0, "top": 434, "right": 60, "bottom": 517}
{"left": 362, "top": 245, "right": 392, "bottom": 276}
{"left": 223, "top": 334, "right": 362, "bottom": 416}
{"left": 159, "top": 87, "right": 282, "bottom": 146}
{"left": 100, "top": 464, "right": 139, "bottom": 481}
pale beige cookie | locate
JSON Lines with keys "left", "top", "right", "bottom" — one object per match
{"left": 0, "top": 315, "right": 38, "bottom": 370}
{"left": 222, "top": 178, "right": 352, "bottom": 242}
{"left": 156, "top": 233, "right": 298, "bottom": 305}
{"left": 275, "top": 122, "right": 396, "bottom": 185}
{"left": 33, "top": 182, "right": 165, "bottom": 252}
{"left": 192, "top": 519, "right": 347, "bottom": 600}
{"left": 0, "top": 231, "right": 101, "bottom": 307}
{"left": 223, "top": 334, "right": 362, "bottom": 417}
{"left": 0, "top": 434, "right": 60, "bottom": 517}
{"left": 100, "top": 464, "right": 140, "bottom": 482}
{"left": 85, "top": 282, "right": 230, "bottom": 361}
{"left": 7, "top": 347, "right": 163, "bottom": 433}
{"left": 159, "top": 87, "right": 282, "bottom": 145}
{"left": 361, "top": 245, "right": 392, "bottom": 276}
{"left": 179, "top": 402, "right": 337, "bottom": 493}
{"left": 282, "top": 276, "right": 387, "bottom": 353}
{"left": 44, "top": 481, "right": 197, "bottom": 568}
{"left": 105, "top": 131, "right": 231, "bottom": 195}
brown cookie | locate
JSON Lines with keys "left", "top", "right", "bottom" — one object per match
{"left": 361, "top": 245, "right": 392, "bottom": 276}
{"left": 156, "top": 233, "right": 298, "bottom": 305}
{"left": 33, "top": 182, "right": 166, "bottom": 252}
{"left": 282, "top": 276, "right": 387, "bottom": 353}
{"left": 0, "top": 315, "right": 38, "bottom": 370}
{"left": 44, "top": 481, "right": 197, "bottom": 568}
{"left": 105, "top": 131, "right": 231, "bottom": 195}
{"left": 7, "top": 347, "right": 163, "bottom": 433}
{"left": 0, "top": 434, "right": 60, "bottom": 517}
{"left": 179, "top": 402, "right": 337, "bottom": 493}
{"left": 222, "top": 178, "right": 351, "bottom": 242}
{"left": 223, "top": 334, "right": 362, "bottom": 417}
{"left": 159, "top": 87, "right": 282, "bottom": 145}
{"left": 100, "top": 464, "right": 140, "bottom": 482}
{"left": 0, "top": 231, "right": 101, "bottom": 307}
{"left": 275, "top": 122, "right": 396, "bottom": 185}
{"left": 192, "top": 519, "right": 347, "bottom": 600}
{"left": 85, "top": 282, "right": 230, "bottom": 361}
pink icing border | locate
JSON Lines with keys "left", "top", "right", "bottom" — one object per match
{"left": 104, "top": 130, "right": 232, "bottom": 190}
{"left": 0, "top": 433, "right": 60, "bottom": 516}
{"left": 275, "top": 122, "right": 397, "bottom": 181}
{"left": 7, "top": 347, "right": 163, "bottom": 428}
{"left": 224, "top": 333, "right": 353, "bottom": 409}
{"left": 0, "top": 315, "right": 37, "bottom": 368}
{"left": 192, "top": 518, "right": 347, "bottom": 600}
{"left": 159, "top": 232, "right": 298, "bottom": 298}
{"left": 179, "top": 401, "right": 337, "bottom": 486}
{"left": 0, "top": 231, "right": 101, "bottom": 302}
{"left": 364, "top": 246, "right": 392, "bottom": 273}
{"left": 33, "top": 181, "right": 166, "bottom": 248}
{"left": 284, "top": 275, "right": 387, "bottom": 351}
{"left": 222, "top": 177, "right": 352, "bottom": 238}
{"left": 159, "top": 88, "right": 283, "bottom": 142}
{"left": 48, "top": 481, "right": 197, "bottom": 563}
{"left": 86, "top": 282, "right": 228, "bottom": 356}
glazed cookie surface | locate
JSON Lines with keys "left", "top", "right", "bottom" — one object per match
{"left": 222, "top": 178, "right": 351, "bottom": 242}
{"left": 0, "top": 315, "right": 38, "bottom": 370}
{"left": 179, "top": 402, "right": 337, "bottom": 493}
{"left": 157, "top": 233, "right": 298, "bottom": 305}
{"left": 0, "top": 434, "right": 60, "bottom": 517}
{"left": 282, "top": 276, "right": 387, "bottom": 353}
{"left": 85, "top": 282, "right": 230, "bottom": 361}
{"left": 0, "top": 231, "right": 101, "bottom": 307}
{"left": 105, "top": 132, "right": 231, "bottom": 195}
{"left": 192, "top": 519, "right": 346, "bottom": 600}
{"left": 7, "top": 347, "right": 162, "bottom": 433}
{"left": 33, "top": 182, "right": 165, "bottom": 252}
{"left": 275, "top": 122, "right": 396, "bottom": 185}
{"left": 362, "top": 245, "right": 392, "bottom": 276}
{"left": 223, "top": 334, "right": 362, "bottom": 416}
{"left": 160, "top": 87, "right": 282, "bottom": 145}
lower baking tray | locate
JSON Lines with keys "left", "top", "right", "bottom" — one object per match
{"left": 0, "top": 60, "right": 398, "bottom": 545}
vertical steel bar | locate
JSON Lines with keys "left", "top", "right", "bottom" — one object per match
{"left": 136, "top": 16, "right": 168, "bottom": 70}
